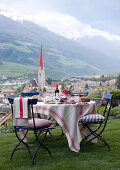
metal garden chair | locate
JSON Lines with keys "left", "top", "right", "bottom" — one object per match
{"left": 79, "top": 93, "right": 113, "bottom": 152}
{"left": 21, "top": 92, "right": 59, "bottom": 147}
{"left": 8, "top": 97, "right": 54, "bottom": 165}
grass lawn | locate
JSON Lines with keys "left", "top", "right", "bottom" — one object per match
{"left": 0, "top": 119, "right": 120, "bottom": 170}
{"left": 0, "top": 62, "right": 37, "bottom": 78}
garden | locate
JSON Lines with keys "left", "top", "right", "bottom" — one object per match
{"left": 0, "top": 119, "right": 120, "bottom": 169}
{"left": 0, "top": 75, "right": 120, "bottom": 169}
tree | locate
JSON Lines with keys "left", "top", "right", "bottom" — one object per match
{"left": 116, "top": 73, "right": 120, "bottom": 89}
{"left": 15, "top": 84, "right": 26, "bottom": 95}
{"left": 100, "top": 82, "right": 102, "bottom": 87}
{"left": 30, "top": 88, "right": 37, "bottom": 93}
{"left": 61, "top": 81, "right": 66, "bottom": 90}
{"left": 46, "top": 77, "right": 52, "bottom": 85}
{"left": 43, "top": 87, "right": 46, "bottom": 92}
{"left": 85, "top": 84, "right": 89, "bottom": 89}
{"left": 101, "top": 75, "right": 104, "bottom": 78}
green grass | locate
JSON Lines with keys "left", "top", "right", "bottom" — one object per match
{"left": 0, "top": 42, "right": 35, "bottom": 53}
{"left": 0, "top": 61, "right": 37, "bottom": 77}
{"left": 0, "top": 85, "right": 16, "bottom": 89}
{"left": 0, "top": 120, "right": 120, "bottom": 170}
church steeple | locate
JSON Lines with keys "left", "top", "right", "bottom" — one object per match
{"left": 38, "top": 44, "right": 45, "bottom": 92}
{"left": 40, "top": 44, "right": 43, "bottom": 70}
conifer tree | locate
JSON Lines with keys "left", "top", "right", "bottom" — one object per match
{"left": 116, "top": 73, "right": 120, "bottom": 89}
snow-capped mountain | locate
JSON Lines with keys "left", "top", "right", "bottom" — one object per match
{"left": 0, "top": 8, "right": 120, "bottom": 78}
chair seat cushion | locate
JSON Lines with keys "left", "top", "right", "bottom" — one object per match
{"left": 79, "top": 114, "right": 105, "bottom": 123}
{"left": 23, "top": 118, "right": 52, "bottom": 129}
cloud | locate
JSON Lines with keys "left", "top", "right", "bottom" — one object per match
{"left": 1, "top": 0, "right": 32, "bottom": 2}
{"left": 26, "top": 11, "right": 120, "bottom": 41}
{"left": 0, "top": 6, "right": 23, "bottom": 22}
{"left": 0, "top": 7, "right": 120, "bottom": 41}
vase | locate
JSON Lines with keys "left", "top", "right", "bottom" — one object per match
{"left": 62, "top": 95, "right": 67, "bottom": 101}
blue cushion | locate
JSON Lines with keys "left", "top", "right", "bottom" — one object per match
{"left": 79, "top": 114, "right": 105, "bottom": 123}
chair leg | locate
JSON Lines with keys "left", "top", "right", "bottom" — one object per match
{"left": 80, "top": 136, "right": 87, "bottom": 152}
{"left": 81, "top": 141, "right": 88, "bottom": 152}
{"left": 11, "top": 128, "right": 51, "bottom": 164}
{"left": 48, "top": 130, "right": 60, "bottom": 148}
{"left": 81, "top": 125, "right": 110, "bottom": 151}
{"left": 32, "top": 130, "right": 51, "bottom": 165}
{"left": 88, "top": 128, "right": 110, "bottom": 151}
{"left": 11, "top": 129, "right": 30, "bottom": 160}
{"left": 100, "top": 137, "right": 110, "bottom": 151}
{"left": 36, "top": 128, "right": 60, "bottom": 148}
{"left": 61, "top": 128, "right": 64, "bottom": 137}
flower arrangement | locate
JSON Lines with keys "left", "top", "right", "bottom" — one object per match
{"left": 62, "top": 89, "right": 69, "bottom": 95}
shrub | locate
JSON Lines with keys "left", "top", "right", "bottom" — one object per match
{"left": 0, "top": 117, "right": 14, "bottom": 133}
{"left": 110, "top": 89, "right": 120, "bottom": 107}
{"left": 88, "top": 88, "right": 103, "bottom": 99}
{"left": 97, "top": 104, "right": 120, "bottom": 119}
{"left": 110, "top": 105, "right": 120, "bottom": 117}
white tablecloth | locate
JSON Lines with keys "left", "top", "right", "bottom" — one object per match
{"left": 34, "top": 101, "right": 96, "bottom": 152}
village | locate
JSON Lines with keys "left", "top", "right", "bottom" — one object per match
{"left": 0, "top": 74, "right": 116, "bottom": 126}
{"left": 1, "top": 1, "right": 120, "bottom": 168}
{"left": 0, "top": 45, "right": 117, "bottom": 127}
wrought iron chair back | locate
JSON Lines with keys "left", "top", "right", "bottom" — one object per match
{"left": 21, "top": 92, "right": 39, "bottom": 97}
{"left": 100, "top": 93, "right": 113, "bottom": 134}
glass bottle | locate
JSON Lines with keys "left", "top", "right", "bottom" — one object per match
{"left": 55, "top": 84, "right": 59, "bottom": 100}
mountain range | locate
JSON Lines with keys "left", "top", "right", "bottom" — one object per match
{"left": 0, "top": 14, "right": 120, "bottom": 79}
{"left": 75, "top": 35, "right": 120, "bottom": 60}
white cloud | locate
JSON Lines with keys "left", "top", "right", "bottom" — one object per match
{"left": 0, "top": 6, "right": 23, "bottom": 22}
{"left": 26, "top": 11, "right": 120, "bottom": 41}
{"left": 0, "top": 8, "right": 120, "bottom": 41}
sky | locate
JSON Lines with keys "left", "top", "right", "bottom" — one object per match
{"left": 0, "top": 0, "right": 120, "bottom": 40}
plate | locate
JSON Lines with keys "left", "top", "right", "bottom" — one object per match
{"left": 47, "top": 102, "right": 56, "bottom": 104}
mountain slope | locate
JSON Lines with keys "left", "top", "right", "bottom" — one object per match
{"left": 0, "top": 14, "right": 120, "bottom": 79}
{"left": 76, "top": 35, "right": 120, "bottom": 60}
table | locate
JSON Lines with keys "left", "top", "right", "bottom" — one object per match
{"left": 34, "top": 101, "right": 96, "bottom": 152}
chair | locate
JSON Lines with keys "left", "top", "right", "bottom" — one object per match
{"left": 21, "top": 92, "right": 39, "bottom": 97}
{"left": 21, "top": 92, "right": 60, "bottom": 147}
{"left": 8, "top": 97, "right": 54, "bottom": 165}
{"left": 78, "top": 93, "right": 113, "bottom": 152}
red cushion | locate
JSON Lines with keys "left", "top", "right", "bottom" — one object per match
{"left": 23, "top": 118, "right": 52, "bottom": 129}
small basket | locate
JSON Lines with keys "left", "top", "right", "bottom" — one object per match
{"left": 81, "top": 97, "right": 90, "bottom": 102}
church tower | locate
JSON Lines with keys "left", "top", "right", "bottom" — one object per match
{"left": 38, "top": 44, "right": 45, "bottom": 92}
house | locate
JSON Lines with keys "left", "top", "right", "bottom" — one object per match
{"left": 0, "top": 105, "right": 11, "bottom": 126}
{"left": 0, "top": 89, "right": 14, "bottom": 97}
{"left": 74, "top": 81, "right": 99, "bottom": 91}
{"left": 46, "top": 82, "right": 61, "bottom": 93}
{"left": 105, "top": 79, "right": 116, "bottom": 86}
{"left": 1, "top": 75, "right": 7, "bottom": 80}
